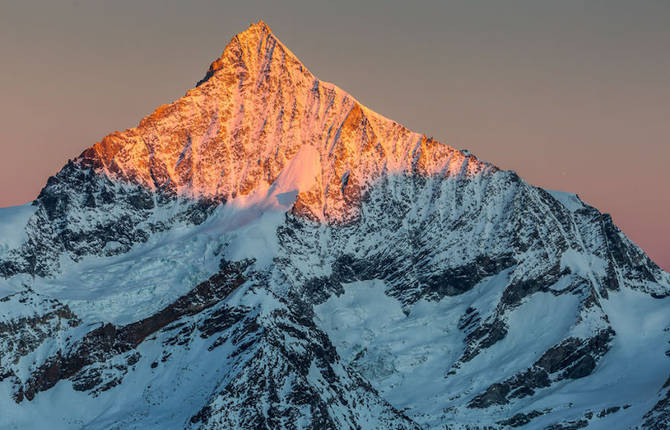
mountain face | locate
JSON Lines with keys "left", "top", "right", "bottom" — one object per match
{"left": 1, "top": 21, "right": 669, "bottom": 429}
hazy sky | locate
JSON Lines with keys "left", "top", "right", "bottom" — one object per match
{"left": 1, "top": 0, "right": 668, "bottom": 270}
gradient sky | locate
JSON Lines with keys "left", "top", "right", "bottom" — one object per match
{"left": 1, "top": 0, "right": 668, "bottom": 270}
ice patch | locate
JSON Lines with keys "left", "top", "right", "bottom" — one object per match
{"left": 561, "top": 248, "right": 607, "bottom": 278}
{"left": 214, "top": 144, "right": 321, "bottom": 266}
{"left": 546, "top": 189, "right": 584, "bottom": 212}
{"left": 0, "top": 203, "right": 37, "bottom": 254}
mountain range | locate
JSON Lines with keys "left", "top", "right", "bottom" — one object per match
{"left": 1, "top": 21, "right": 669, "bottom": 429}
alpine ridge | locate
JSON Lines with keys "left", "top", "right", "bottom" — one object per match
{"left": 0, "top": 21, "right": 669, "bottom": 430}
{"left": 77, "top": 20, "right": 489, "bottom": 222}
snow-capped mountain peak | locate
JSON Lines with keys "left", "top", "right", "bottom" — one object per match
{"left": 1, "top": 21, "right": 669, "bottom": 430}
{"left": 76, "top": 21, "right": 489, "bottom": 225}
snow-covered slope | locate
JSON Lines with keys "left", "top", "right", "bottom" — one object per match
{"left": 1, "top": 21, "right": 669, "bottom": 429}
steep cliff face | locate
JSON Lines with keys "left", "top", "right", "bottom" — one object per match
{"left": 77, "top": 21, "right": 484, "bottom": 221}
{"left": 1, "top": 21, "right": 669, "bottom": 430}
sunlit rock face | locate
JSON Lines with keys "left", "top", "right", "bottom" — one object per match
{"left": 1, "top": 21, "right": 669, "bottom": 430}
{"left": 77, "top": 21, "right": 490, "bottom": 223}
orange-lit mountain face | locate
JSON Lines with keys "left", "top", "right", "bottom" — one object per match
{"left": 78, "top": 21, "right": 491, "bottom": 223}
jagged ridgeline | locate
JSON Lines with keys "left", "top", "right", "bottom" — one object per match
{"left": 1, "top": 21, "right": 669, "bottom": 430}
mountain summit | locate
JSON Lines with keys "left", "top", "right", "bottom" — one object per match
{"left": 78, "top": 20, "right": 486, "bottom": 224}
{"left": 1, "top": 22, "right": 669, "bottom": 429}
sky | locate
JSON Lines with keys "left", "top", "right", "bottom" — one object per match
{"left": 0, "top": 0, "right": 668, "bottom": 270}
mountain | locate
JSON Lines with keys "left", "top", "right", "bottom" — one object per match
{"left": 1, "top": 21, "right": 669, "bottom": 429}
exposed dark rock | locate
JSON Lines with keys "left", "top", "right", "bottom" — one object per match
{"left": 497, "top": 409, "right": 549, "bottom": 427}
{"left": 315, "top": 252, "right": 515, "bottom": 307}
{"left": 457, "top": 306, "right": 481, "bottom": 331}
{"left": 501, "top": 263, "right": 570, "bottom": 307}
{"left": 597, "top": 406, "right": 621, "bottom": 418}
{"left": 301, "top": 276, "right": 344, "bottom": 305}
{"left": 125, "top": 188, "right": 155, "bottom": 210}
{"left": 188, "top": 294, "right": 421, "bottom": 430}
{"left": 469, "top": 367, "right": 551, "bottom": 408}
{"left": 0, "top": 162, "right": 224, "bottom": 279}
{"left": 468, "top": 383, "right": 510, "bottom": 408}
{"left": 419, "top": 254, "right": 516, "bottom": 299}
{"left": 536, "top": 328, "right": 615, "bottom": 379}
{"left": 14, "top": 259, "right": 250, "bottom": 402}
{"left": 469, "top": 329, "right": 615, "bottom": 409}
{"left": 0, "top": 292, "right": 81, "bottom": 391}
{"left": 565, "top": 355, "right": 596, "bottom": 379}
{"left": 198, "top": 306, "right": 247, "bottom": 338}
{"left": 460, "top": 318, "right": 508, "bottom": 363}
